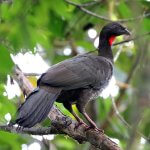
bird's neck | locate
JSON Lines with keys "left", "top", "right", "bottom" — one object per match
{"left": 98, "top": 37, "right": 114, "bottom": 62}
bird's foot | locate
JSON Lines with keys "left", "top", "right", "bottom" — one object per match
{"left": 85, "top": 125, "right": 104, "bottom": 133}
{"left": 74, "top": 121, "right": 88, "bottom": 130}
{"left": 93, "top": 127, "right": 104, "bottom": 133}
{"left": 16, "top": 125, "right": 24, "bottom": 132}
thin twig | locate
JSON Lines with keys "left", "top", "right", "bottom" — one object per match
{"left": 65, "top": 0, "right": 150, "bottom": 22}
{"left": 65, "top": 0, "right": 111, "bottom": 21}
{"left": 24, "top": 73, "right": 41, "bottom": 76}
{"left": 115, "top": 80, "right": 130, "bottom": 89}
{"left": 113, "top": 45, "right": 123, "bottom": 62}
{"left": 111, "top": 97, "right": 150, "bottom": 142}
{"left": 113, "top": 32, "right": 150, "bottom": 46}
{"left": 78, "top": 0, "right": 101, "bottom": 7}
{"left": 101, "top": 48, "right": 143, "bottom": 130}
{"left": 86, "top": 31, "right": 150, "bottom": 56}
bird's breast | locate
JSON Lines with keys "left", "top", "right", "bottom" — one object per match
{"left": 87, "top": 79, "right": 111, "bottom": 101}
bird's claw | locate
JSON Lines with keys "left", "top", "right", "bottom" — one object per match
{"left": 84, "top": 126, "right": 104, "bottom": 133}
{"left": 74, "top": 121, "right": 88, "bottom": 130}
{"left": 16, "top": 125, "right": 24, "bottom": 131}
{"left": 94, "top": 127, "right": 104, "bottom": 133}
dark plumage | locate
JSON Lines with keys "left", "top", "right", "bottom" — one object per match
{"left": 13, "top": 22, "right": 130, "bottom": 129}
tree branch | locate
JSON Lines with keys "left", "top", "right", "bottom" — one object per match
{"left": 65, "top": 0, "right": 112, "bottom": 21}
{"left": 65, "top": 0, "right": 150, "bottom": 22}
{"left": 113, "top": 32, "right": 150, "bottom": 46}
{"left": 77, "top": 0, "right": 101, "bottom": 7}
{"left": 0, "top": 66, "right": 121, "bottom": 150}
{"left": 0, "top": 125, "right": 59, "bottom": 135}
{"left": 110, "top": 97, "right": 149, "bottom": 142}
{"left": 23, "top": 72, "right": 41, "bottom": 76}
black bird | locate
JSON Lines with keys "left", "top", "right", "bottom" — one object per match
{"left": 13, "top": 22, "right": 130, "bottom": 130}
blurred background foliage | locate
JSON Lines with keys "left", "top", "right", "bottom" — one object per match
{"left": 0, "top": 0, "right": 150, "bottom": 150}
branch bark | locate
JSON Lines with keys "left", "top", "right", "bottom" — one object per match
{"left": 0, "top": 66, "right": 121, "bottom": 150}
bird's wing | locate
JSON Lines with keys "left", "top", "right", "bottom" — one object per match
{"left": 38, "top": 54, "right": 112, "bottom": 90}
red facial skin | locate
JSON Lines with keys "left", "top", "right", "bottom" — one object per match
{"left": 109, "top": 36, "right": 116, "bottom": 46}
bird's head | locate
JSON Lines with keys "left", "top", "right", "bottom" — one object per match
{"left": 100, "top": 22, "right": 130, "bottom": 46}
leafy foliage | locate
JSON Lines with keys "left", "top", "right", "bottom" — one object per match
{"left": 0, "top": 0, "right": 150, "bottom": 150}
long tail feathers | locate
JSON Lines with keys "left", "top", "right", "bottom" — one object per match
{"left": 13, "top": 87, "right": 61, "bottom": 128}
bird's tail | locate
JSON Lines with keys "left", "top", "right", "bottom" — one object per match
{"left": 12, "top": 87, "right": 61, "bottom": 128}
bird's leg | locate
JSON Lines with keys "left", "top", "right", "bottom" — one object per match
{"left": 71, "top": 111, "right": 89, "bottom": 130}
{"left": 77, "top": 103, "right": 103, "bottom": 133}
{"left": 63, "top": 103, "right": 88, "bottom": 129}
{"left": 82, "top": 111, "right": 103, "bottom": 132}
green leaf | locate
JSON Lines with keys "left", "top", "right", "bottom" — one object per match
{"left": 118, "top": 1, "right": 132, "bottom": 18}
{"left": 143, "top": 18, "right": 150, "bottom": 32}
{"left": 49, "top": 12, "right": 66, "bottom": 37}
{"left": 0, "top": 45, "right": 14, "bottom": 74}
{"left": 0, "top": 131, "right": 24, "bottom": 150}
{"left": 0, "top": 85, "right": 16, "bottom": 123}
{"left": 49, "top": 0, "right": 71, "bottom": 19}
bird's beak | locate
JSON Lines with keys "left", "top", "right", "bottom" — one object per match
{"left": 124, "top": 28, "right": 131, "bottom": 35}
